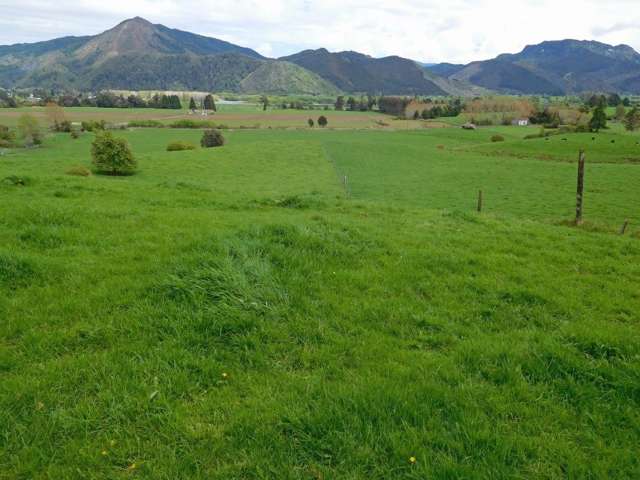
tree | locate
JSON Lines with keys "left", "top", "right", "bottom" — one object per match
{"left": 623, "top": 97, "right": 632, "bottom": 107}
{"left": 260, "top": 95, "right": 269, "bottom": 111}
{"left": 203, "top": 94, "right": 216, "bottom": 112}
{"left": 0, "top": 124, "right": 16, "bottom": 147}
{"left": 17, "top": 114, "right": 43, "bottom": 147}
{"left": 45, "top": 102, "right": 69, "bottom": 131}
{"left": 346, "top": 97, "right": 357, "bottom": 111}
{"left": 317, "top": 116, "right": 328, "bottom": 128}
{"left": 189, "top": 97, "right": 197, "bottom": 111}
{"left": 91, "top": 131, "right": 137, "bottom": 175}
{"left": 615, "top": 104, "right": 626, "bottom": 121}
{"left": 201, "top": 129, "right": 225, "bottom": 148}
{"left": 413, "top": 110, "right": 420, "bottom": 120}
{"left": 586, "top": 94, "right": 607, "bottom": 108}
{"left": 169, "top": 95, "right": 182, "bottom": 109}
{"left": 624, "top": 107, "right": 640, "bottom": 131}
{"left": 308, "top": 118, "right": 314, "bottom": 128}
{"left": 607, "top": 93, "right": 622, "bottom": 107}
{"left": 335, "top": 96, "right": 345, "bottom": 111}
{"left": 589, "top": 105, "right": 607, "bottom": 132}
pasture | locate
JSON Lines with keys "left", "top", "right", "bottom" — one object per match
{"left": 1, "top": 123, "right": 639, "bottom": 478}
{"left": 0, "top": 106, "right": 425, "bottom": 130}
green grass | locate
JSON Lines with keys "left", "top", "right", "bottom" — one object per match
{"left": 0, "top": 106, "right": 403, "bottom": 130}
{"left": 1, "top": 127, "right": 639, "bottom": 478}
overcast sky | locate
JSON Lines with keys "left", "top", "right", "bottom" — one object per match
{"left": 1, "top": 0, "right": 639, "bottom": 63}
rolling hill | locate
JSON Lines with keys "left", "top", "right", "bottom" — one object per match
{"left": 0, "top": 18, "right": 335, "bottom": 95}
{"left": 280, "top": 49, "right": 448, "bottom": 95}
{"left": 429, "top": 40, "right": 640, "bottom": 95}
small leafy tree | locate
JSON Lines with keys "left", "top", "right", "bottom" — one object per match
{"left": 308, "top": 118, "right": 314, "bottom": 128}
{"left": 91, "top": 131, "right": 137, "bottom": 175}
{"left": 189, "top": 97, "right": 197, "bottom": 111}
{"left": 335, "top": 96, "right": 345, "bottom": 111}
{"left": 0, "top": 124, "right": 16, "bottom": 147}
{"left": 615, "top": 104, "right": 626, "bottom": 121}
{"left": 204, "top": 94, "right": 216, "bottom": 112}
{"left": 624, "top": 107, "right": 640, "bottom": 132}
{"left": 260, "top": 95, "right": 269, "bottom": 111}
{"left": 413, "top": 110, "right": 420, "bottom": 120}
{"left": 317, "top": 116, "right": 328, "bottom": 128}
{"left": 589, "top": 105, "right": 607, "bottom": 132}
{"left": 17, "top": 114, "right": 43, "bottom": 147}
{"left": 201, "top": 129, "right": 225, "bottom": 148}
{"left": 45, "top": 102, "right": 67, "bottom": 131}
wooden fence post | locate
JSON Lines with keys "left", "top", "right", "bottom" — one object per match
{"left": 575, "top": 150, "right": 586, "bottom": 225}
{"left": 620, "top": 220, "right": 629, "bottom": 235}
{"left": 477, "top": 190, "right": 483, "bottom": 213}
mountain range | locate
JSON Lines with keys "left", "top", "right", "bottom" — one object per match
{"left": 1, "top": 17, "right": 639, "bottom": 95}
{"left": 428, "top": 40, "right": 640, "bottom": 95}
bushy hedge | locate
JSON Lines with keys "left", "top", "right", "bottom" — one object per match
{"left": 491, "top": 135, "right": 505, "bottom": 142}
{"left": 170, "top": 119, "right": 218, "bottom": 129}
{"left": 82, "top": 120, "right": 106, "bottom": 132}
{"left": 167, "top": 141, "right": 197, "bottom": 152}
{"left": 128, "top": 120, "right": 164, "bottom": 128}
{"left": 201, "top": 129, "right": 225, "bottom": 148}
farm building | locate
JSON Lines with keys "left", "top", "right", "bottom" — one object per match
{"left": 512, "top": 118, "right": 529, "bottom": 126}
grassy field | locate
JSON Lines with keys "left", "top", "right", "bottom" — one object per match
{"left": 0, "top": 106, "right": 432, "bottom": 130}
{"left": 1, "top": 124, "right": 639, "bottom": 478}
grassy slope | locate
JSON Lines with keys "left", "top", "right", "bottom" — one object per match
{"left": 1, "top": 128, "right": 639, "bottom": 478}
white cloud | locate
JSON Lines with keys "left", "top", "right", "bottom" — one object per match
{"left": 0, "top": 0, "right": 639, "bottom": 63}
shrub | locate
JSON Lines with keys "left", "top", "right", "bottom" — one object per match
{"left": 2, "top": 175, "right": 32, "bottom": 186}
{"left": 17, "top": 114, "right": 43, "bottom": 147}
{"left": 128, "top": 120, "right": 164, "bottom": 128}
{"left": 82, "top": 120, "right": 106, "bottom": 132}
{"left": 167, "top": 141, "right": 197, "bottom": 152}
{"left": 53, "top": 120, "right": 72, "bottom": 133}
{"left": 318, "top": 116, "right": 328, "bottom": 128}
{"left": 66, "top": 165, "right": 92, "bottom": 177}
{"left": 0, "top": 125, "right": 16, "bottom": 147}
{"left": 91, "top": 132, "right": 137, "bottom": 175}
{"left": 491, "top": 135, "right": 505, "bottom": 142}
{"left": 200, "top": 129, "right": 225, "bottom": 148}
{"left": 170, "top": 119, "right": 218, "bottom": 129}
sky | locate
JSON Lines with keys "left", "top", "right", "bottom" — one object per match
{"left": 1, "top": 0, "right": 639, "bottom": 63}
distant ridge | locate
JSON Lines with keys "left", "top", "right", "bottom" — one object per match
{"left": 428, "top": 39, "right": 640, "bottom": 94}
{"left": 280, "top": 48, "right": 447, "bottom": 95}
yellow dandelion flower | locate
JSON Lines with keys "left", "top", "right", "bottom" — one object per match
{"left": 101, "top": 450, "right": 108, "bottom": 456}
{"left": 222, "top": 373, "right": 228, "bottom": 379}
{"left": 409, "top": 456, "right": 417, "bottom": 464}
{"left": 127, "top": 463, "right": 137, "bottom": 471}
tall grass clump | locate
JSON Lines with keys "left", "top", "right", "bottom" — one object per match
{"left": 167, "top": 141, "right": 197, "bottom": 152}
